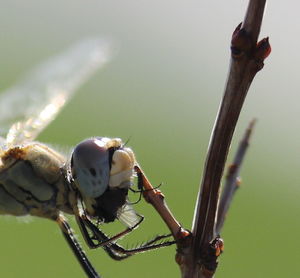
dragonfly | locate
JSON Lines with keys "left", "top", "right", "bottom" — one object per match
{"left": 0, "top": 39, "right": 174, "bottom": 278}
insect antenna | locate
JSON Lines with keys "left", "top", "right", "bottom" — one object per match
{"left": 122, "top": 136, "right": 132, "bottom": 147}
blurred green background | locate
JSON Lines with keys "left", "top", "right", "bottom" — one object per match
{"left": 0, "top": 0, "right": 299, "bottom": 277}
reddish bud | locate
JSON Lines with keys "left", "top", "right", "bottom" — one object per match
{"left": 176, "top": 227, "right": 191, "bottom": 239}
{"left": 255, "top": 37, "right": 271, "bottom": 60}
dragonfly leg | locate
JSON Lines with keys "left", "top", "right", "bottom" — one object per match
{"left": 75, "top": 213, "right": 131, "bottom": 260}
{"left": 80, "top": 213, "right": 143, "bottom": 247}
{"left": 93, "top": 231, "right": 176, "bottom": 258}
{"left": 83, "top": 232, "right": 175, "bottom": 261}
{"left": 56, "top": 214, "right": 101, "bottom": 278}
{"left": 76, "top": 213, "right": 175, "bottom": 260}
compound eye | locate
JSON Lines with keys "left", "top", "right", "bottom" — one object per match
{"left": 71, "top": 138, "right": 110, "bottom": 198}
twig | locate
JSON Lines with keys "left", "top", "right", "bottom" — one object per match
{"left": 179, "top": 1, "right": 270, "bottom": 277}
{"left": 216, "top": 119, "right": 256, "bottom": 234}
{"left": 135, "top": 165, "right": 191, "bottom": 241}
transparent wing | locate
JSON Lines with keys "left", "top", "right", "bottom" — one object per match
{"left": 117, "top": 202, "right": 142, "bottom": 229}
{"left": 0, "top": 38, "right": 111, "bottom": 147}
